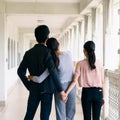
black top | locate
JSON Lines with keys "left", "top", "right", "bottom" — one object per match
{"left": 17, "top": 44, "right": 63, "bottom": 93}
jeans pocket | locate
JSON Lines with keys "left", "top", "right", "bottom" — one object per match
{"left": 95, "top": 89, "right": 102, "bottom": 102}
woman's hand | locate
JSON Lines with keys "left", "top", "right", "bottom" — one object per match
{"left": 28, "top": 75, "right": 33, "bottom": 80}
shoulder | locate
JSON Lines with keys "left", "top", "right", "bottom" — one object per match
{"left": 75, "top": 61, "right": 81, "bottom": 70}
{"left": 25, "top": 44, "right": 51, "bottom": 57}
{"left": 76, "top": 59, "right": 87, "bottom": 68}
{"left": 76, "top": 59, "right": 84, "bottom": 63}
{"left": 75, "top": 60, "right": 80, "bottom": 66}
{"left": 79, "top": 59, "right": 86, "bottom": 64}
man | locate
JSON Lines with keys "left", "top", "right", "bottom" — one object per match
{"left": 17, "top": 25, "right": 65, "bottom": 120}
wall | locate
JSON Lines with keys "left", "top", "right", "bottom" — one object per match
{"left": 5, "top": 17, "right": 19, "bottom": 100}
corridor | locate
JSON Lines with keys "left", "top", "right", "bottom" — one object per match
{"left": 0, "top": 0, "right": 120, "bottom": 119}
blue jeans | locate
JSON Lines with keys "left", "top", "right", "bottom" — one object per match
{"left": 24, "top": 92, "right": 53, "bottom": 120}
{"left": 54, "top": 82, "right": 76, "bottom": 120}
{"left": 81, "top": 87, "right": 102, "bottom": 120}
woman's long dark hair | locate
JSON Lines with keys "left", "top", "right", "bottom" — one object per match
{"left": 46, "top": 37, "right": 59, "bottom": 69}
{"left": 84, "top": 41, "right": 96, "bottom": 70}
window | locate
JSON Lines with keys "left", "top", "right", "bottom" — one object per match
{"left": 8, "top": 38, "right": 16, "bottom": 69}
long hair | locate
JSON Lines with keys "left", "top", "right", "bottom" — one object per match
{"left": 84, "top": 41, "right": 96, "bottom": 70}
{"left": 46, "top": 37, "right": 59, "bottom": 69}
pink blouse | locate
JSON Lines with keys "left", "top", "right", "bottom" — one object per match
{"left": 75, "top": 59, "right": 104, "bottom": 88}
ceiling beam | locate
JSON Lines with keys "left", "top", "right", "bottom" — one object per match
{"left": 5, "top": 2, "right": 80, "bottom": 15}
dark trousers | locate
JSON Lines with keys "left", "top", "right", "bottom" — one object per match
{"left": 24, "top": 92, "right": 53, "bottom": 120}
{"left": 81, "top": 87, "right": 102, "bottom": 120}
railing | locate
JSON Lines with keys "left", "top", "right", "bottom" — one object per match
{"left": 101, "top": 69, "right": 120, "bottom": 120}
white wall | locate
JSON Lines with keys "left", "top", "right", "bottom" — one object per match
{"left": 5, "top": 17, "right": 19, "bottom": 99}
{"left": 0, "top": 12, "right": 6, "bottom": 102}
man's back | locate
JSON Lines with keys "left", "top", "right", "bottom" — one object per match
{"left": 17, "top": 25, "right": 64, "bottom": 120}
{"left": 26, "top": 44, "right": 50, "bottom": 76}
{"left": 18, "top": 44, "right": 56, "bottom": 93}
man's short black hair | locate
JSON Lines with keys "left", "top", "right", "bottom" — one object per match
{"left": 35, "top": 25, "right": 50, "bottom": 43}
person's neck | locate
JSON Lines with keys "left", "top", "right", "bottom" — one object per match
{"left": 39, "top": 42, "right": 46, "bottom": 46}
{"left": 85, "top": 56, "right": 88, "bottom": 61}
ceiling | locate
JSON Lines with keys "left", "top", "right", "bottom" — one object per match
{"left": 5, "top": 0, "right": 80, "bottom": 3}
{"left": 4, "top": 0, "right": 81, "bottom": 38}
{"left": 2, "top": 0, "right": 101, "bottom": 39}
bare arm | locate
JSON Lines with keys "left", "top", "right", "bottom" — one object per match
{"left": 28, "top": 69, "right": 50, "bottom": 83}
{"left": 66, "top": 75, "right": 78, "bottom": 96}
{"left": 66, "top": 62, "right": 80, "bottom": 96}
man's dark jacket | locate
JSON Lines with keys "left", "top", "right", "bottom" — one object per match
{"left": 17, "top": 44, "right": 63, "bottom": 93}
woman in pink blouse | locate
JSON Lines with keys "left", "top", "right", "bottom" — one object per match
{"left": 65, "top": 41, "right": 104, "bottom": 120}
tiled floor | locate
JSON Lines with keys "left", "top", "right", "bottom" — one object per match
{"left": 0, "top": 81, "right": 83, "bottom": 120}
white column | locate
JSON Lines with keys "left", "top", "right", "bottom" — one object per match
{"left": 84, "top": 15, "right": 88, "bottom": 42}
{"left": 73, "top": 25, "right": 77, "bottom": 61}
{"left": 71, "top": 26, "right": 75, "bottom": 60}
{"left": 0, "top": 1, "right": 7, "bottom": 105}
{"left": 118, "top": 1, "right": 120, "bottom": 68}
{"left": 92, "top": 8, "right": 96, "bottom": 41}
{"left": 70, "top": 28, "right": 74, "bottom": 57}
{"left": 64, "top": 32, "right": 68, "bottom": 50}
{"left": 69, "top": 28, "right": 72, "bottom": 51}
{"left": 18, "top": 30, "right": 24, "bottom": 62}
{"left": 75, "top": 23, "right": 79, "bottom": 61}
{"left": 63, "top": 34, "right": 66, "bottom": 50}
{"left": 103, "top": 0, "right": 110, "bottom": 119}
{"left": 66, "top": 31, "right": 69, "bottom": 50}
{"left": 78, "top": 21, "right": 84, "bottom": 59}
{"left": 60, "top": 36, "right": 63, "bottom": 50}
{"left": 103, "top": 0, "right": 110, "bottom": 67}
{"left": 67, "top": 30, "right": 71, "bottom": 51}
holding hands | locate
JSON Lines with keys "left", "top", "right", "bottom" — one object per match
{"left": 60, "top": 91, "right": 68, "bottom": 103}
